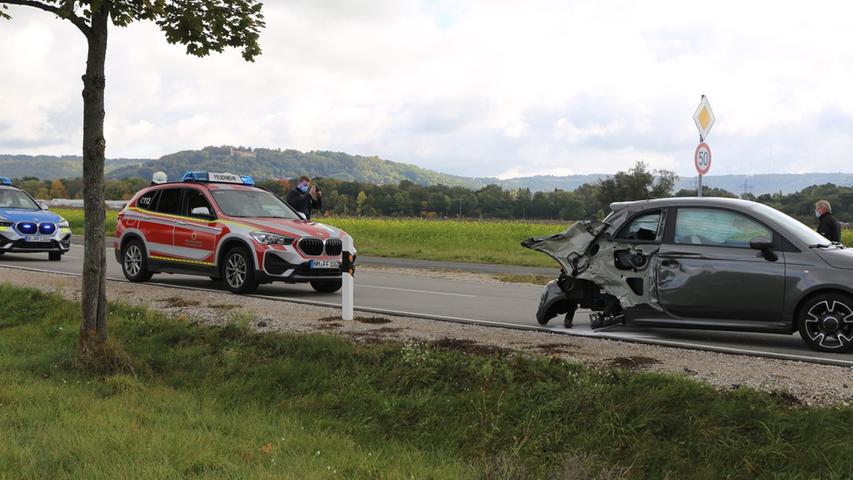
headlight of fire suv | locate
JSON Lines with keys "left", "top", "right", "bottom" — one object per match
{"left": 250, "top": 231, "right": 295, "bottom": 245}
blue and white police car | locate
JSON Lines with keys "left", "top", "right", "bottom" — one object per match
{"left": 0, "top": 177, "right": 71, "bottom": 261}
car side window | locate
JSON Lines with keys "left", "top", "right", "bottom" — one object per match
{"left": 617, "top": 211, "right": 662, "bottom": 241}
{"left": 156, "top": 188, "right": 182, "bottom": 215}
{"left": 184, "top": 189, "right": 215, "bottom": 219}
{"left": 136, "top": 190, "right": 158, "bottom": 211}
{"left": 674, "top": 208, "right": 771, "bottom": 248}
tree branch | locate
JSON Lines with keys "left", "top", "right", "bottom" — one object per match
{"left": 0, "top": 0, "right": 91, "bottom": 37}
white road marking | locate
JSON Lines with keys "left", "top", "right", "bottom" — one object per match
{"left": 356, "top": 284, "right": 476, "bottom": 298}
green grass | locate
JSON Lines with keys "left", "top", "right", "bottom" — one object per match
{"left": 323, "top": 217, "right": 565, "bottom": 267}
{"left": 51, "top": 207, "right": 118, "bottom": 236}
{"left": 2, "top": 285, "right": 853, "bottom": 478}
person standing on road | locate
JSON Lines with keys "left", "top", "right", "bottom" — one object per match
{"left": 815, "top": 200, "right": 841, "bottom": 243}
{"left": 286, "top": 175, "right": 322, "bottom": 220}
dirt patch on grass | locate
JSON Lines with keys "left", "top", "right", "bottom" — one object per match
{"left": 534, "top": 342, "right": 576, "bottom": 354}
{"left": 492, "top": 273, "right": 553, "bottom": 285}
{"left": 159, "top": 297, "right": 201, "bottom": 308}
{"left": 209, "top": 303, "right": 240, "bottom": 310}
{"left": 315, "top": 322, "right": 342, "bottom": 330}
{"left": 770, "top": 390, "right": 802, "bottom": 407}
{"left": 429, "top": 337, "right": 510, "bottom": 356}
{"left": 355, "top": 316, "right": 393, "bottom": 324}
{"left": 606, "top": 356, "right": 661, "bottom": 370}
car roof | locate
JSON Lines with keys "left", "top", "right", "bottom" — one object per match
{"left": 610, "top": 197, "right": 759, "bottom": 212}
{"left": 143, "top": 182, "right": 259, "bottom": 192}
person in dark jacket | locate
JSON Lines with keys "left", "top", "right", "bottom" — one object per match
{"left": 815, "top": 200, "right": 841, "bottom": 243}
{"left": 286, "top": 175, "right": 322, "bottom": 220}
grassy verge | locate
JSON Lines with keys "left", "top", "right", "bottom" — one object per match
{"left": 2, "top": 285, "right": 852, "bottom": 478}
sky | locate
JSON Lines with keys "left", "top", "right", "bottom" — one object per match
{"left": 2, "top": 0, "right": 853, "bottom": 179}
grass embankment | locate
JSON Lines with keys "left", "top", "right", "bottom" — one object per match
{"left": 2, "top": 285, "right": 853, "bottom": 478}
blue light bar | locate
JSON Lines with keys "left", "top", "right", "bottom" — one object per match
{"left": 182, "top": 171, "right": 209, "bottom": 183}
{"left": 0, "top": 177, "right": 11, "bottom": 185}
{"left": 241, "top": 175, "right": 255, "bottom": 186}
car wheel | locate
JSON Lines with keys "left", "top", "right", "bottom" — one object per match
{"left": 222, "top": 247, "right": 258, "bottom": 294}
{"left": 797, "top": 293, "right": 853, "bottom": 353}
{"left": 49, "top": 251, "right": 62, "bottom": 261}
{"left": 310, "top": 279, "right": 342, "bottom": 293}
{"left": 122, "top": 240, "right": 153, "bottom": 282}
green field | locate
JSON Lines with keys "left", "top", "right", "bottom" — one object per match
{"left": 54, "top": 208, "right": 852, "bottom": 269}
{"left": 52, "top": 208, "right": 119, "bottom": 237}
{"left": 1, "top": 284, "right": 852, "bottom": 478}
{"left": 323, "top": 217, "right": 565, "bottom": 267}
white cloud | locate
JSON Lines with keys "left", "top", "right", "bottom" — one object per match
{"left": 2, "top": 0, "right": 853, "bottom": 178}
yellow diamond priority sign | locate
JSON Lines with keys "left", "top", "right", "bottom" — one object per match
{"left": 693, "top": 95, "right": 715, "bottom": 141}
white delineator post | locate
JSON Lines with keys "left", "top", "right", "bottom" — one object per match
{"left": 341, "top": 235, "right": 354, "bottom": 321}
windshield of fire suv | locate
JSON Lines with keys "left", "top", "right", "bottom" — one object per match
{"left": 211, "top": 189, "right": 301, "bottom": 219}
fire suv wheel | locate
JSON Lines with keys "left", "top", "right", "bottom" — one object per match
{"left": 797, "top": 293, "right": 853, "bottom": 353}
{"left": 310, "top": 279, "right": 342, "bottom": 293}
{"left": 49, "top": 251, "right": 62, "bottom": 261}
{"left": 222, "top": 247, "right": 259, "bottom": 294}
{"left": 122, "top": 240, "right": 153, "bottom": 282}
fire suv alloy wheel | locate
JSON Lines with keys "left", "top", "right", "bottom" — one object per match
{"left": 122, "top": 240, "right": 153, "bottom": 282}
{"left": 222, "top": 247, "right": 259, "bottom": 294}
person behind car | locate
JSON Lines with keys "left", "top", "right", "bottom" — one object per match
{"left": 815, "top": 200, "right": 841, "bottom": 243}
{"left": 286, "top": 175, "right": 322, "bottom": 220}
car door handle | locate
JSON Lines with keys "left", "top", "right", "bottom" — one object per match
{"left": 660, "top": 259, "right": 679, "bottom": 267}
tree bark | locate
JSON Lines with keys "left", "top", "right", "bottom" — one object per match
{"left": 79, "top": 6, "right": 109, "bottom": 354}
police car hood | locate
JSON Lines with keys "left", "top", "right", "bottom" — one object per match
{"left": 0, "top": 209, "right": 62, "bottom": 224}
{"left": 237, "top": 218, "right": 345, "bottom": 240}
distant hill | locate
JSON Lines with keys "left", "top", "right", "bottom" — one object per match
{"left": 5, "top": 146, "right": 853, "bottom": 195}
{"left": 105, "top": 146, "right": 491, "bottom": 188}
{"left": 0, "top": 154, "right": 147, "bottom": 179}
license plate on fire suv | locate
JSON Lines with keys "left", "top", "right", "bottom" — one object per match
{"left": 310, "top": 260, "right": 340, "bottom": 269}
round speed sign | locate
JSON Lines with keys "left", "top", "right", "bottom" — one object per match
{"left": 694, "top": 142, "right": 712, "bottom": 175}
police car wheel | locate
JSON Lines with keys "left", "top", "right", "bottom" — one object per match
{"left": 222, "top": 247, "right": 259, "bottom": 294}
{"left": 310, "top": 279, "right": 342, "bottom": 293}
{"left": 49, "top": 252, "right": 62, "bottom": 261}
{"left": 122, "top": 240, "right": 153, "bottom": 282}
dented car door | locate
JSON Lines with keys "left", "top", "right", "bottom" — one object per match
{"left": 655, "top": 207, "right": 785, "bottom": 323}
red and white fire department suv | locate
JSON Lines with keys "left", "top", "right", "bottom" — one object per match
{"left": 114, "top": 172, "right": 355, "bottom": 294}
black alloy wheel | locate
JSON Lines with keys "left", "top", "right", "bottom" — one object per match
{"left": 798, "top": 293, "right": 853, "bottom": 353}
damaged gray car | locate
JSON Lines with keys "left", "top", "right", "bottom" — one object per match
{"left": 522, "top": 197, "right": 853, "bottom": 353}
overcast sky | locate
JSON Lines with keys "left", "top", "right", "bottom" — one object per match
{"left": 2, "top": 0, "right": 852, "bottom": 179}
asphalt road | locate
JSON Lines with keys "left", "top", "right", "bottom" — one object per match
{"left": 2, "top": 245, "right": 852, "bottom": 366}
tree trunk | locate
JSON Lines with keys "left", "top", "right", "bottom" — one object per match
{"left": 79, "top": 7, "right": 109, "bottom": 354}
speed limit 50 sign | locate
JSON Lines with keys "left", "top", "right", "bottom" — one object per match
{"left": 694, "top": 142, "right": 712, "bottom": 175}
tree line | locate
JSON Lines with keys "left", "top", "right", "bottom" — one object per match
{"left": 10, "top": 161, "right": 849, "bottom": 224}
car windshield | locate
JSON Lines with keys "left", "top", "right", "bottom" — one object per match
{"left": 750, "top": 203, "right": 833, "bottom": 246}
{"left": 0, "top": 188, "right": 39, "bottom": 210}
{"left": 211, "top": 189, "right": 300, "bottom": 219}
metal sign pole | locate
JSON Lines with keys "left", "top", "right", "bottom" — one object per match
{"left": 698, "top": 133, "right": 703, "bottom": 197}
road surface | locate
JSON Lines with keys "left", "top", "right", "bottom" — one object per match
{"left": 1, "top": 245, "right": 851, "bottom": 366}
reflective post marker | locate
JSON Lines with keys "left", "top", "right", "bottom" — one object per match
{"left": 341, "top": 236, "right": 354, "bottom": 321}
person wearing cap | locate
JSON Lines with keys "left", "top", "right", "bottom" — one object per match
{"left": 815, "top": 200, "right": 841, "bottom": 243}
{"left": 286, "top": 176, "right": 322, "bottom": 220}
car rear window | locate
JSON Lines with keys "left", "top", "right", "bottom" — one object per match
{"left": 136, "top": 190, "right": 159, "bottom": 211}
{"left": 156, "top": 188, "right": 182, "bottom": 215}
